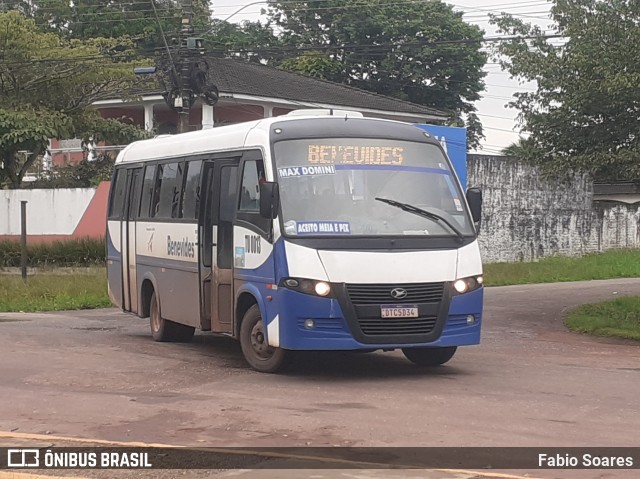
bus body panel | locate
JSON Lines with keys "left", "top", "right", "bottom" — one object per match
{"left": 455, "top": 240, "right": 483, "bottom": 279}
{"left": 106, "top": 220, "right": 123, "bottom": 307}
{"left": 281, "top": 241, "right": 327, "bottom": 281}
{"left": 267, "top": 239, "right": 483, "bottom": 350}
{"left": 316, "top": 248, "right": 458, "bottom": 283}
{"left": 269, "top": 287, "right": 482, "bottom": 350}
{"left": 232, "top": 225, "right": 274, "bottom": 278}
{"left": 134, "top": 221, "right": 200, "bottom": 327}
{"left": 108, "top": 114, "right": 484, "bottom": 360}
{"left": 232, "top": 225, "right": 279, "bottom": 344}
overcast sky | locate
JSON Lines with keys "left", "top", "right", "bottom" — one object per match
{"left": 210, "top": 0, "right": 554, "bottom": 154}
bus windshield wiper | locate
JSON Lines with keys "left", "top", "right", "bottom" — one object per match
{"left": 375, "top": 197, "right": 465, "bottom": 242}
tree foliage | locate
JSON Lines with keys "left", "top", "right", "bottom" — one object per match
{"left": 205, "top": 19, "right": 281, "bottom": 63}
{"left": 491, "top": 0, "right": 640, "bottom": 179}
{"left": 1, "top": 0, "right": 211, "bottom": 51}
{"left": 265, "top": 0, "right": 487, "bottom": 148}
{"left": 0, "top": 11, "right": 149, "bottom": 188}
{"left": 28, "top": 154, "right": 115, "bottom": 189}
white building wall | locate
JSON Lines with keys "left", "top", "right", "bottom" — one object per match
{"left": 1, "top": 188, "right": 96, "bottom": 235}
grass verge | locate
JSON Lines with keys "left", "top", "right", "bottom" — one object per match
{"left": 1, "top": 248, "right": 640, "bottom": 312}
{"left": 484, "top": 249, "right": 640, "bottom": 286}
{"left": 565, "top": 296, "right": 640, "bottom": 341}
{"left": 0, "top": 267, "right": 110, "bottom": 312}
{"left": 0, "top": 237, "right": 105, "bottom": 268}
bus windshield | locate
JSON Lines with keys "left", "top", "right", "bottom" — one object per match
{"left": 273, "top": 138, "right": 475, "bottom": 237}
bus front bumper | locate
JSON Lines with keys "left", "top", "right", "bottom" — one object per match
{"left": 268, "top": 288, "right": 483, "bottom": 350}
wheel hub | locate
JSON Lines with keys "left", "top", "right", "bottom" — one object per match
{"left": 250, "top": 321, "right": 273, "bottom": 359}
{"left": 151, "top": 307, "right": 160, "bottom": 332}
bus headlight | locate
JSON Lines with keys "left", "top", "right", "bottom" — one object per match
{"left": 452, "top": 275, "right": 483, "bottom": 295}
{"left": 453, "top": 279, "right": 468, "bottom": 294}
{"left": 314, "top": 281, "right": 331, "bottom": 296}
{"left": 281, "top": 277, "right": 333, "bottom": 297}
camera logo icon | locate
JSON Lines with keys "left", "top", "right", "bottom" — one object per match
{"left": 7, "top": 449, "right": 40, "bottom": 468}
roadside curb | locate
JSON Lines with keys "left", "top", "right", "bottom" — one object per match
{"left": 0, "top": 431, "right": 176, "bottom": 448}
{"left": 0, "top": 473, "right": 91, "bottom": 479}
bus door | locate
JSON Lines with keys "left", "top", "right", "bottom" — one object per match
{"left": 199, "top": 159, "right": 239, "bottom": 333}
{"left": 121, "top": 167, "right": 142, "bottom": 313}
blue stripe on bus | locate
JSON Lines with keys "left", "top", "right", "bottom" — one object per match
{"left": 334, "top": 164, "right": 452, "bottom": 175}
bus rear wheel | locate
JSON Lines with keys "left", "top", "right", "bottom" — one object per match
{"left": 240, "top": 304, "right": 289, "bottom": 373}
{"left": 402, "top": 346, "right": 457, "bottom": 367}
{"left": 149, "top": 291, "right": 195, "bottom": 342}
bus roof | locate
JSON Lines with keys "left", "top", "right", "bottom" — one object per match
{"left": 114, "top": 112, "right": 429, "bottom": 165}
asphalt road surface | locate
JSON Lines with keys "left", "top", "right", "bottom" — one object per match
{"left": 0, "top": 279, "right": 639, "bottom": 479}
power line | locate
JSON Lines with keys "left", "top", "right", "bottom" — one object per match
{"left": 201, "top": 33, "right": 564, "bottom": 55}
{"left": 210, "top": 0, "right": 549, "bottom": 12}
{"left": 150, "top": 0, "right": 179, "bottom": 82}
{"left": 28, "top": 0, "right": 554, "bottom": 28}
{"left": 209, "top": 0, "right": 552, "bottom": 21}
{"left": 34, "top": 15, "right": 179, "bottom": 26}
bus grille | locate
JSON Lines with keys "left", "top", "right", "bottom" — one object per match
{"left": 344, "top": 282, "right": 446, "bottom": 339}
{"left": 346, "top": 282, "right": 445, "bottom": 305}
{"left": 358, "top": 316, "right": 438, "bottom": 336}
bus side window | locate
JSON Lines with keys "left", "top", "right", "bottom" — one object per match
{"left": 156, "top": 162, "right": 184, "bottom": 219}
{"left": 108, "top": 169, "right": 128, "bottom": 220}
{"left": 181, "top": 160, "right": 202, "bottom": 219}
{"left": 139, "top": 165, "right": 157, "bottom": 218}
{"left": 238, "top": 160, "right": 264, "bottom": 212}
{"left": 236, "top": 159, "right": 270, "bottom": 234}
{"left": 150, "top": 164, "right": 163, "bottom": 218}
{"left": 217, "top": 165, "right": 239, "bottom": 270}
{"left": 127, "top": 168, "right": 143, "bottom": 221}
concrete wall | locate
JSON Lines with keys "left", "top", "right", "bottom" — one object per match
{"left": 469, "top": 155, "right": 640, "bottom": 263}
{"left": 0, "top": 183, "right": 109, "bottom": 242}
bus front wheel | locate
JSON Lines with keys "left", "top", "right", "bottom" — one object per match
{"left": 402, "top": 346, "right": 457, "bottom": 367}
{"left": 149, "top": 291, "right": 195, "bottom": 342}
{"left": 240, "top": 305, "right": 289, "bottom": 373}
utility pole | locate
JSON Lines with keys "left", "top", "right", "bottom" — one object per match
{"left": 138, "top": 0, "right": 219, "bottom": 134}
{"left": 177, "top": 0, "right": 194, "bottom": 133}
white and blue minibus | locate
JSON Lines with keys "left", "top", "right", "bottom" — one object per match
{"left": 106, "top": 110, "right": 483, "bottom": 372}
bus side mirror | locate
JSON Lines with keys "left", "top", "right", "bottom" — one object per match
{"left": 466, "top": 187, "right": 482, "bottom": 232}
{"left": 260, "top": 182, "right": 280, "bottom": 219}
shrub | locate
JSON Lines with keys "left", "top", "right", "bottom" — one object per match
{"left": 28, "top": 154, "right": 115, "bottom": 189}
{"left": 0, "top": 237, "right": 106, "bottom": 267}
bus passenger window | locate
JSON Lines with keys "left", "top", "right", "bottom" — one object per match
{"left": 218, "top": 165, "right": 239, "bottom": 269}
{"left": 156, "top": 162, "right": 184, "bottom": 219}
{"left": 181, "top": 161, "right": 202, "bottom": 219}
{"left": 150, "top": 164, "right": 163, "bottom": 218}
{"left": 108, "top": 169, "right": 127, "bottom": 220}
{"left": 139, "top": 165, "right": 157, "bottom": 218}
{"left": 238, "top": 160, "right": 264, "bottom": 212}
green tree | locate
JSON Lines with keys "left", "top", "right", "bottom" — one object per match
{"left": 28, "top": 154, "right": 115, "bottom": 189}
{"left": 502, "top": 137, "right": 536, "bottom": 160}
{"left": 0, "top": 12, "right": 149, "bottom": 188}
{"left": 491, "top": 0, "right": 640, "bottom": 179}
{"left": 1, "top": 0, "right": 211, "bottom": 51}
{"left": 205, "top": 19, "right": 282, "bottom": 63}
{"left": 266, "top": 0, "right": 487, "bottom": 148}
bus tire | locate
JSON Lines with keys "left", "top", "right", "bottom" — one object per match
{"left": 149, "top": 291, "right": 195, "bottom": 342}
{"left": 402, "top": 346, "right": 457, "bottom": 367}
{"left": 239, "top": 304, "right": 288, "bottom": 373}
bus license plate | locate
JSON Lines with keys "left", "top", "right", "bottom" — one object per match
{"left": 381, "top": 305, "right": 419, "bottom": 318}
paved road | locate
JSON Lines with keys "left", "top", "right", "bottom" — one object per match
{"left": 0, "top": 279, "right": 639, "bottom": 479}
